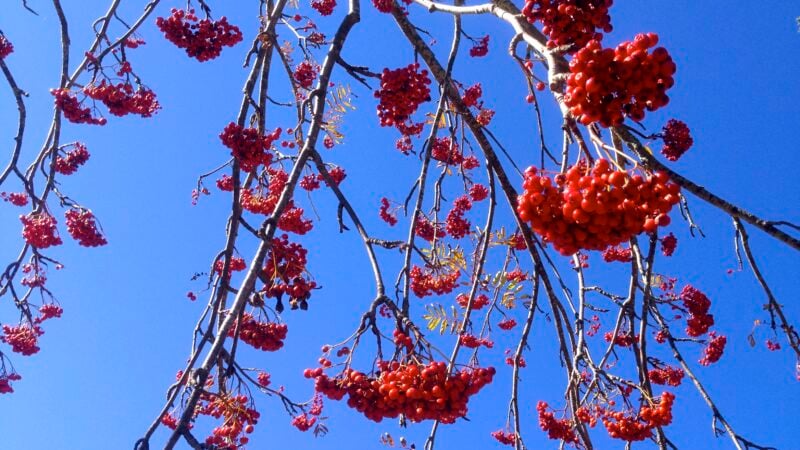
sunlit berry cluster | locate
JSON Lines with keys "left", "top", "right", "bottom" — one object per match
{"left": 565, "top": 33, "right": 676, "bottom": 126}
{"left": 229, "top": 313, "right": 288, "bottom": 352}
{"left": 307, "top": 360, "right": 495, "bottom": 423}
{"left": 409, "top": 265, "right": 460, "bottom": 298}
{"left": 372, "top": 0, "right": 413, "bottom": 13}
{"left": 20, "top": 212, "right": 63, "bottom": 249}
{"left": 679, "top": 285, "right": 714, "bottom": 337}
{"left": 51, "top": 89, "right": 107, "bottom": 125}
{"left": 20, "top": 263, "right": 47, "bottom": 288}
{"left": 37, "top": 304, "right": 64, "bottom": 323}
{"left": 604, "top": 331, "right": 638, "bottom": 347}
{"left": 311, "top": 0, "right": 337, "bottom": 16}
{"left": 517, "top": 160, "right": 680, "bottom": 255}
{"left": 459, "top": 333, "right": 493, "bottom": 349}
{"left": 156, "top": 9, "right": 243, "bottom": 62}
{"left": 601, "top": 245, "right": 632, "bottom": 262}
{"left": 214, "top": 256, "right": 247, "bottom": 280}
{"left": 602, "top": 392, "right": 674, "bottom": 441}
{"left": 699, "top": 332, "right": 726, "bottom": 366}
{"left": 197, "top": 393, "right": 259, "bottom": 449}
{"left": 537, "top": 401, "right": 579, "bottom": 444}
{"left": 379, "top": 197, "right": 398, "bottom": 226}
{"left": 54, "top": 142, "right": 90, "bottom": 175}
{"left": 456, "top": 293, "right": 489, "bottom": 310}
{"left": 446, "top": 195, "right": 473, "bottom": 239}
{"left": 522, "top": 0, "right": 613, "bottom": 50}
{"left": 414, "top": 216, "right": 445, "bottom": 242}
{"left": 491, "top": 430, "right": 516, "bottom": 446}
{"left": 375, "top": 64, "right": 431, "bottom": 135}
{"left": 219, "top": 123, "right": 282, "bottom": 172}
{"left": 648, "top": 365, "right": 684, "bottom": 386}
{"left": 431, "top": 137, "right": 463, "bottom": 165}
{"left": 293, "top": 61, "right": 319, "bottom": 89}
{"left": 469, "top": 184, "right": 489, "bottom": 202}
{"left": 498, "top": 318, "right": 517, "bottom": 330}
{"left": 469, "top": 36, "right": 489, "bottom": 57}
{"left": 1, "top": 191, "right": 28, "bottom": 206}
{"left": 1, "top": 324, "right": 44, "bottom": 356}
{"left": 65, "top": 209, "right": 107, "bottom": 247}
{"left": 0, "top": 373, "right": 22, "bottom": 394}
{"left": 661, "top": 119, "right": 694, "bottom": 161}
{"left": 660, "top": 232, "right": 677, "bottom": 256}
{"left": 83, "top": 80, "right": 160, "bottom": 118}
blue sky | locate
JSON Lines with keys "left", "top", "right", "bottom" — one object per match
{"left": 1, "top": 1, "right": 798, "bottom": 449}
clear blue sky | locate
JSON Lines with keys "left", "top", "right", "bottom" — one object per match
{"left": 1, "top": 1, "right": 798, "bottom": 449}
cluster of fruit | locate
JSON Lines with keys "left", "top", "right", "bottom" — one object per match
{"left": 522, "top": 0, "right": 613, "bottom": 50}
{"left": 156, "top": 9, "right": 243, "bottom": 62}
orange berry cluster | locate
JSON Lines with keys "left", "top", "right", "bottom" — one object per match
{"left": 648, "top": 365, "right": 684, "bottom": 386}
{"left": 536, "top": 401, "right": 579, "bottom": 444}
{"left": 196, "top": 393, "right": 259, "bottom": 449}
{"left": 602, "top": 392, "right": 674, "bottom": 442}
{"left": 517, "top": 160, "right": 680, "bottom": 255}
{"left": 679, "top": 285, "right": 714, "bottom": 337}
{"left": 565, "top": 33, "right": 676, "bottom": 127}
{"left": 307, "top": 361, "right": 495, "bottom": 424}
{"left": 522, "top": 0, "right": 613, "bottom": 50}
{"left": 375, "top": 64, "right": 431, "bottom": 136}
{"left": 409, "top": 265, "right": 460, "bottom": 298}
{"left": 229, "top": 313, "right": 288, "bottom": 352}
{"left": 456, "top": 293, "right": 490, "bottom": 310}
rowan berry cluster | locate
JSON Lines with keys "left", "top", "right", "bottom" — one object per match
{"left": 660, "top": 232, "right": 677, "bottom": 256}
{"left": 229, "top": 313, "right": 288, "bottom": 352}
{"left": 83, "top": 81, "right": 160, "bottom": 118}
{"left": 311, "top": 0, "right": 336, "bottom": 16}
{"left": 409, "top": 265, "right": 460, "bottom": 297}
{"left": 372, "top": 0, "right": 413, "bottom": 13}
{"left": 699, "top": 332, "right": 726, "bottom": 366}
{"left": 506, "top": 269, "right": 528, "bottom": 283}
{"left": 213, "top": 256, "right": 246, "bottom": 280}
{"left": 262, "top": 235, "right": 316, "bottom": 311}
{"left": 293, "top": 61, "right": 319, "bottom": 89}
{"left": 604, "top": 331, "right": 638, "bottom": 347}
{"left": 498, "top": 318, "right": 517, "bottom": 330}
{"left": 0, "top": 35, "right": 13, "bottom": 59}
{"left": 415, "top": 216, "right": 446, "bottom": 242}
{"left": 1, "top": 192, "right": 28, "bottom": 206}
{"left": 446, "top": 195, "right": 473, "bottom": 239}
{"left": 661, "top": 119, "right": 694, "bottom": 161}
{"left": 491, "top": 430, "right": 516, "bottom": 446}
{"left": 51, "top": 89, "right": 107, "bottom": 125}
{"left": 393, "top": 329, "right": 414, "bottom": 352}
{"left": 469, "top": 36, "right": 489, "bottom": 57}
{"left": 156, "top": 9, "right": 243, "bottom": 62}
{"left": 1, "top": 324, "right": 44, "bottom": 356}
{"left": 602, "top": 392, "right": 675, "bottom": 441}
{"left": 65, "top": 209, "right": 107, "bottom": 247}
{"left": 766, "top": 339, "right": 781, "bottom": 351}
{"left": 375, "top": 64, "right": 431, "bottom": 135}
{"left": 257, "top": 371, "right": 271, "bottom": 387}
{"left": 307, "top": 360, "right": 495, "bottom": 423}
{"left": 37, "top": 304, "right": 64, "bottom": 323}
{"left": 679, "top": 285, "right": 714, "bottom": 337}
{"left": 0, "top": 373, "right": 22, "bottom": 394}
{"left": 565, "top": 33, "right": 676, "bottom": 126}
{"left": 20, "top": 263, "right": 47, "bottom": 288}
{"left": 459, "top": 334, "right": 493, "bottom": 349}
{"left": 602, "top": 245, "right": 632, "bottom": 262}
{"left": 54, "top": 142, "right": 90, "bottom": 175}
{"left": 123, "top": 36, "right": 146, "bottom": 49}
{"left": 219, "top": 123, "right": 282, "bottom": 172}
{"left": 197, "top": 394, "right": 259, "bottom": 448}
{"left": 517, "top": 160, "right": 680, "bottom": 255}
{"left": 456, "top": 293, "right": 489, "bottom": 310}
{"left": 379, "top": 197, "right": 398, "bottom": 226}
{"left": 20, "top": 212, "right": 63, "bottom": 249}
{"left": 648, "top": 365, "right": 684, "bottom": 386}
{"left": 522, "top": 0, "right": 613, "bottom": 50}
{"left": 536, "top": 401, "right": 579, "bottom": 444}
{"left": 300, "top": 174, "right": 321, "bottom": 191}
{"left": 431, "top": 137, "right": 463, "bottom": 165}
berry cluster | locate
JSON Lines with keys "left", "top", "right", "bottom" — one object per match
{"left": 469, "top": 184, "right": 489, "bottom": 202}
{"left": 498, "top": 318, "right": 517, "bottom": 330}
{"left": 1, "top": 192, "right": 28, "bottom": 206}
{"left": 379, "top": 197, "right": 398, "bottom": 226}
{"left": 20, "top": 263, "right": 47, "bottom": 288}
{"left": 21, "top": 212, "right": 63, "bottom": 249}
{"left": 1, "top": 324, "right": 44, "bottom": 356}
{"left": 415, "top": 216, "right": 446, "bottom": 242}
{"left": 0, "top": 373, "right": 22, "bottom": 394}
{"left": 307, "top": 360, "right": 495, "bottom": 423}
{"left": 293, "top": 61, "right": 319, "bottom": 89}
{"left": 679, "top": 285, "right": 714, "bottom": 337}
{"left": 522, "top": 0, "right": 613, "bottom": 50}
{"left": 198, "top": 394, "right": 259, "bottom": 448}
{"left": 491, "top": 430, "right": 516, "bottom": 446}
{"left": 661, "top": 119, "right": 694, "bottom": 161}
{"left": 660, "top": 232, "right": 677, "bottom": 256}
{"left": 648, "top": 365, "right": 684, "bottom": 386}
{"left": 517, "top": 160, "right": 680, "bottom": 255}
{"left": 262, "top": 235, "right": 317, "bottom": 311}
{"left": 0, "top": 35, "right": 13, "bottom": 60}
{"left": 431, "top": 137, "right": 463, "bottom": 165}
{"left": 311, "top": 0, "right": 337, "bottom": 16}
{"left": 536, "top": 401, "right": 578, "bottom": 444}
{"left": 83, "top": 81, "right": 160, "bottom": 118}
{"left": 699, "top": 332, "right": 726, "bottom": 366}
{"left": 602, "top": 245, "right": 632, "bottom": 262}
{"left": 65, "top": 209, "right": 107, "bottom": 247}
{"left": 37, "top": 304, "right": 64, "bottom": 323}
{"left": 565, "top": 33, "right": 676, "bottom": 126}
{"left": 602, "top": 392, "right": 674, "bottom": 441}
{"left": 461, "top": 84, "right": 483, "bottom": 108}
{"left": 409, "top": 265, "right": 460, "bottom": 298}
{"left": 604, "top": 331, "right": 638, "bottom": 347}
{"left": 51, "top": 89, "right": 107, "bottom": 125}
{"left": 214, "top": 256, "right": 247, "bottom": 280}
{"left": 446, "top": 195, "right": 473, "bottom": 239}
{"left": 219, "top": 123, "right": 282, "bottom": 172}
{"left": 459, "top": 334, "right": 493, "bottom": 349}
{"left": 229, "top": 313, "right": 288, "bottom": 352}
{"left": 372, "top": 0, "right": 413, "bottom": 13}
{"left": 456, "top": 293, "right": 490, "bottom": 310}
{"left": 375, "top": 64, "right": 431, "bottom": 135}
{"left": 156, "top": 9, "right": 243, "bottom": 62}
{"left": 469, "top": 36, "right": 489, "bottom": 57}
{"left": 55, "top": 142, "right": 90, "bottom": 175}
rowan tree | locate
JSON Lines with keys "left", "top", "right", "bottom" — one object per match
{"left": 0, "top": 1, "right": 798, "bottom": 449}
